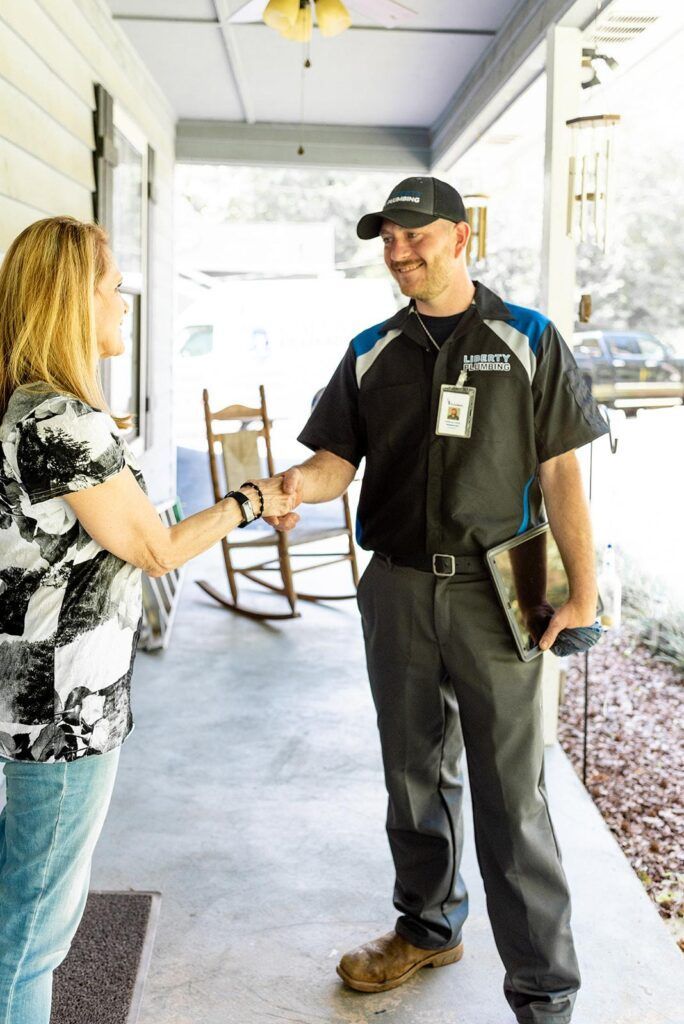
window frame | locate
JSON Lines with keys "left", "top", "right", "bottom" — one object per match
{"left": 572, "top": 335, "right": 603, "bottom": 358}
{"left": 634, "top": 335, "right": 666, "bottom": 359}
{"left": 606, "top": 333, "right": 641, "bottom": 357}
{"left": 110, "top": 103, "right": 149, "bottom": 458}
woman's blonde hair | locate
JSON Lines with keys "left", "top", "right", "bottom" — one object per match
{"left": 0, "top": 216, "right": 128, "bottom": 428}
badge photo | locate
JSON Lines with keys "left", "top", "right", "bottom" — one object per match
{"left": 436, "top": 384, "right": 476, "bottom": 438}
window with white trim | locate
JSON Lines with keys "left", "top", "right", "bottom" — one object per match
{"left": 109, "top": 106, "right": 149, "bottom": 452}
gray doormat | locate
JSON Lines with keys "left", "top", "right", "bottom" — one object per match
{"left": 51, "top": 891, "right": 161, "bottom": 1024}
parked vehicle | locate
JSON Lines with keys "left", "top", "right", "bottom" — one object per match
{"left": 175, "top": 276, "right": 395, "bottom": 449}
{"left": 572, "top": 327, "right": 684, "bottom": 415}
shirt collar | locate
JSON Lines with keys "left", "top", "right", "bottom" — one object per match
{"left": 470, "top": 280, "right": 513, "bottom": 322}
{"left": 381, "top": 281, "right": 512, "bottom": 348}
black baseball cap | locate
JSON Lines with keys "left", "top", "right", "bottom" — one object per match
{"left": 356, "top": 176, "right": 467, "bottom": 239}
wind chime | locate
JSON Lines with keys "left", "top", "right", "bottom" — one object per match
{"left": 463, "top": 194, "right": 489, "bottom": 264}
{"left": 565, "top": 113, "right": 620, "bottom": 252}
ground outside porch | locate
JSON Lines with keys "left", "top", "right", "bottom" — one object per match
{"left": 91, "top": 545, "right": 684, "bottom": 1024}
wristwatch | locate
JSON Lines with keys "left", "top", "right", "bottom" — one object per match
{"left": 225, "top": 490, "right": 256, "bottom": 529}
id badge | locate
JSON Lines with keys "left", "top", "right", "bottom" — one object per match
{"left": 436, "top": 383, "right": 476, "bottom": 438}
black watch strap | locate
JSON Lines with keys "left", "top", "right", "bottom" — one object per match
{"left": 225, "top": 490, "right": 255, "bottom": 528}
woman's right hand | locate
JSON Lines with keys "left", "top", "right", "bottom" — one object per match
{"left": 240, "top": 477, "right": 299, "bottom": 523}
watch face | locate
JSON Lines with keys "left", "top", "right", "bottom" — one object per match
{"left": 239, "top": 493, "right": 255, "bottom": 522}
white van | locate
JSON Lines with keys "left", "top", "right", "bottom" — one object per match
{"left": 175, "top": 276, "right": 396, "bottom": 452}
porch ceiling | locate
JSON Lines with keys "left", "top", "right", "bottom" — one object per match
{"left": 105, "top": 0, "right": 608, "bottom": 169}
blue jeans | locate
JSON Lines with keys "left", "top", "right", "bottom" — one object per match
{"left": 0, "top": 749, "right": 120, "bottom": 1024}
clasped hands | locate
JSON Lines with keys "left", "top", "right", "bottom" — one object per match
{"left": 241, "top": 468, "right": 303, "bottom": 531}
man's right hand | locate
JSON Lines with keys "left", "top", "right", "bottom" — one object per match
{"left": 519, "top": 601, "right": 556, "bottom": 645}
{"left": 263, "top": 467, "right": 304, "bottom": 532}
{"left": 241, "top": 476, "right": 298, "bottom": 524}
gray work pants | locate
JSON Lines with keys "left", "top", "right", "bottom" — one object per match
{"left": 357, "top": 554, "right": 580, "bottom": 1024}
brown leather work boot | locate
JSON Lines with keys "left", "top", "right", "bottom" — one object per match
{"left": 336, "top": 930, "right": 464, "bottom": 993}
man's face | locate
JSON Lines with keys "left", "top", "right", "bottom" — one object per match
{"left": 380, "top": 218, "right": 461, "bottom": 302}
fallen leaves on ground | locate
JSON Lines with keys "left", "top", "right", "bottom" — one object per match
{"left": 557, "top": 624, "right": 683, "bottom": 950}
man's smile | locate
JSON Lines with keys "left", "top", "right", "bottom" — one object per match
{"left": 393, "top": 261, "right": 424, "bottom": 276}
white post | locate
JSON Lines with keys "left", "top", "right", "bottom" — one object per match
{"left": 540, "top": 25, "right": 582, "bottom": 745}
{"left": 541, "top": 25, "right": 582, "bottom": 339}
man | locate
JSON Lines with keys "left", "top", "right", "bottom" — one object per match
{"left": 268, "top": 177, "right": 608, "bottom": 1024}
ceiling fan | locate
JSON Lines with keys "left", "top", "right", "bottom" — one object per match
{"left": 229, "top": 0, "right": 418, "bottom": 41}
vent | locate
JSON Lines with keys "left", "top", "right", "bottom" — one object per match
{"left": 593, "top": 13, "right": 659, "bottom": 46}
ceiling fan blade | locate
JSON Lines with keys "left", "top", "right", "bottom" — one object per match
{"left": 346, "top": 0, "right": 418, "bottom": 29}
{"left": 228, "top": 0, "right": 267, "bottom": 24}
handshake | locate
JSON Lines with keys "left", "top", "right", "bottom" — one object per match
{"left": 241, "top": 468, "right": 304, "bottom": 532}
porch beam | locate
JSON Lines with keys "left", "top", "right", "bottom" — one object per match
{"left": 213, "top": 0, "right": 255, "bottom": 124}
{"left": 112, "top": 15, "right": 497, "bottom": 37}
{"left": 430, "top": 0, "right": 619, "bottom": 171}
{"left": 175, "top": 120, "right": 430, "bottom": 171}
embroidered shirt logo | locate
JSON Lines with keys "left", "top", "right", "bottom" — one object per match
{"left": 463, "top": 353, "right": 511, "bottom": 372}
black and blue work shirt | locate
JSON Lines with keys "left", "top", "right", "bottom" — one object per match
{"left": 298, "top": 281, "right": 609, "bottom": 558}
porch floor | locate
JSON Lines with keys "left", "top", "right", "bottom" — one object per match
{"left": 92, "top": 547, "right": 684, "bottom": 1024}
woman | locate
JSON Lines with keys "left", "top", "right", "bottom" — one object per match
{"left": 0, "top": 216, "right": 295, "bottom": 1023}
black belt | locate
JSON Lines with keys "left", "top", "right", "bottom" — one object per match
{"left": 378, "top": 552, "right": 484, "bottom": 577}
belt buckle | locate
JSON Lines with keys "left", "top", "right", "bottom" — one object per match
{"left": 432, "top": 554, "right": 456, "bottom": 577}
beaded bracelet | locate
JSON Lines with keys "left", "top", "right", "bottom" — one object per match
{"left": 240, "top": 480, "right": 264, "bottom": 520}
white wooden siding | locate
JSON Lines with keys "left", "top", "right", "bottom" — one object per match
{"left": 0, "top": 195, "right": 50, "bottom": 248}
{"left": 0, "top": 79, "right": 95, "bottom": 191}
{"left": 0, "top": 0, "right": 177, "bottom": 504}
{"left": 1, "top": 0, "right": 96, "bottom": 104}
{"left": 38, "top": 0, "right": 175, "bottom": 155}
{"left": 0, "top": 19, "right": 94, "bottom": 149}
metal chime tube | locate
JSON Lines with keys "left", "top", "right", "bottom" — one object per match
{"left": 603, "top": 136, "right": 612, "bottom": 252}
{"left": 579, "top": 154, "right": 587, "bottom": 241}
{"left": 593, "top": 143, "right": 601, "bottom": 238}
{"left": 567, "top": 155, "right": 576, "bottom": 236}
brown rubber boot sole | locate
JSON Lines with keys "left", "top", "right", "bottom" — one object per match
{"left": 336, "top": 941, "right": 464, "bottom": 993}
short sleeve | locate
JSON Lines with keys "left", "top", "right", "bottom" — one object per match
{"left": 297, "top": 345, "right": 364, "bottom": 467}
{"left": 14, "top": 395, "right": 125, "bottom": 503}
{"left": 532, "top": 322, "right": 609, "bottom": 463}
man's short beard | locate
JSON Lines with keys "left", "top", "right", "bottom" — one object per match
{"left": 408, "top": 255, "right": 453, "bottom": 302}
{"left": 412, "top": 279, "right": 442, "bottom": 301}
{"left": 398, "top": 279, "right": 444, "bottom": 301}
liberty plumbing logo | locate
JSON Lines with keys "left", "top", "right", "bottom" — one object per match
{"left": 387, "top": 192, "right": 422, "bottom": 205}
{"left": 463, "top": 353, "right": 511, "bottom": 372}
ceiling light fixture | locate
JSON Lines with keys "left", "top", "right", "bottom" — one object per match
{"left": 280, "top": 1, "right": 313, "bottom": 40}
{"left": 315, "top": 0, "right": 352, "bottom": 36}
{"left": 263, "top": 0, "right": 352, "bottom": 41}
{"left": 263, "top": 0, "right": 300, "bottom": 33}
{"left": 581, "top": 46, "right": 619, "bottom": 89}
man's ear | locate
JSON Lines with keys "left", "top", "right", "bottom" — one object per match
{"left": 453, "top": 221, "right": 470, "bottom": 259}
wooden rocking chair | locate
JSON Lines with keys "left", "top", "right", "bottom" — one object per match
{"left": 197, "top": 385, "right": 359, "bottom": 621}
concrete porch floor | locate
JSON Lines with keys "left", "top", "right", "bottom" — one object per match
{"left": 92, "top": 546, "right": 684, "bottom": 1024}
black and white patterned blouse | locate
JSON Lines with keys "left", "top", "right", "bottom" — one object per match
{"left": 0, "top": 389, "right": 146, "bottom": 763}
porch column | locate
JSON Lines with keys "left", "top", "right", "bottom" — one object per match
{"left": 540, "top": 25, "right": 582, "bottom": 744}
{"left": 541, "top": 24, "right": 582, "bottom": 337}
